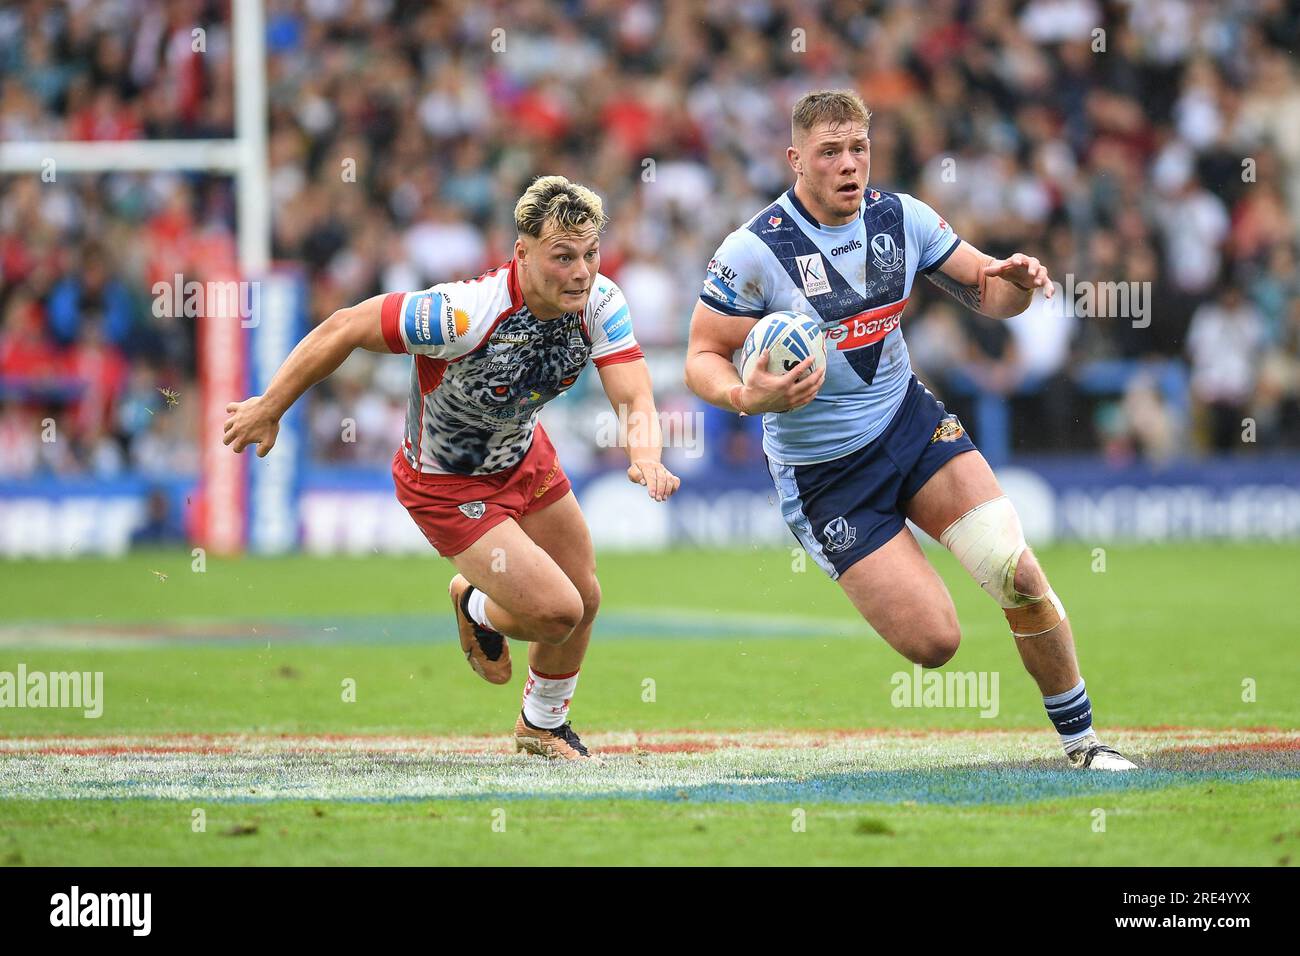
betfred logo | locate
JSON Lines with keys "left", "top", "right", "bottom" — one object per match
{"left": 832, "top": 299, "right": 908, "bottom": 351}
{"left": 415, "top": 296, "right": 432, "bottom": 342}
{"left": 830, "top": 239, "right": 863, "bottom": 256}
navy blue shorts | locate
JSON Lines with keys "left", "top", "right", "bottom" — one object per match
{"left": 766, "top": 377, "right": 977, "bottom": 579}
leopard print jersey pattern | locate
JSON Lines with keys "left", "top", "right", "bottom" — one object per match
{"left": 411, "top": 306, "right": 591, "bottom": 475}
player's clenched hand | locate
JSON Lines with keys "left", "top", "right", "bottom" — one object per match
{"left": 983, "top": 253, "right": 1053, "bottom": 298}
{"left": 223, "top": 396, "right": 280, "bottom": 457}
{"left": 628, "top": 459, "right": 681, "bottom": 502}
{"left": 739, "top": 349, "right": 826, "bottom": 414}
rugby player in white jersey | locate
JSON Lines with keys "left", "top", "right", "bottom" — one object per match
{"left": 224, "top": 176, "right": 679, "bottom": 761}
{"left": 685, "top": 91, "right": 1135, "bottom": 770}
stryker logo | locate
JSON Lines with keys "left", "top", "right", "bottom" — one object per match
{"left": 50, "top": 886, "right": 151, "bottom": 936}
{"left": 830, "top": 239, "right": 862, "bottom": 256}
{"left": 592, "top": 287, "right": 619, "bottom": 316}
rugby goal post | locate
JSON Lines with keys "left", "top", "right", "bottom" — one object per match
{"left": 0, "top": 0, "right": 272, "bottom": 555}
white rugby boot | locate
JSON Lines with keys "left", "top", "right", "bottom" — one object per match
{"left": 1066, "top": 732, "right": 1138, "bottom": 770}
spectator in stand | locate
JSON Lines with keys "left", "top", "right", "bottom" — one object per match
{"left": 1257, "top": 297, "right": 1300, "bottom": 447}
{"left": 46, "top": 247, "right": 138, "bottom": 350}
{"left": 1186, "top": 283, "right": 1267, "bottom": 451}
{"left": 0, "top": 0, "right": 1298, "bottom": 477}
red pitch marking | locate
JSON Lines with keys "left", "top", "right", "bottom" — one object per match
{"left": 4, "top": 726, "right": 1293, "bottom": 757}
{"left": 15, "top": 745, "right": 243, "bottom": 756}
{"left": 1171, "top": 742, "right": 1300, "bottom": 754}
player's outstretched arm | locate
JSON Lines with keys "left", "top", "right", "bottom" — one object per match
{"left": 597, "top": 357, "right": 681, "bottom": 502}
{"left": 223, "top": 293, "right": 393, "bottom": 456}
{"left": 684, "top": 300, "right": 823, "bottom": 414}
{"left": 927, "top": 241, "right": 1053, "bottom": 320}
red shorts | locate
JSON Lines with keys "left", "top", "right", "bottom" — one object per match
{"left": 392, "top": 424, "right": 572, "bottom": 557}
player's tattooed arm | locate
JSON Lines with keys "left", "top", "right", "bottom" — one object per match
{"left": 925, "top": 267, "right": 984, "bottom": 312}
{"left": 929, "top": 241, "right": 1052, "bottom": 319}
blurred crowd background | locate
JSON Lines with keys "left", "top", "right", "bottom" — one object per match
{"left": 2, "top": 0, "right": 1299, "bottom": 485}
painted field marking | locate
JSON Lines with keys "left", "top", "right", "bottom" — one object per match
{"left": 0, "top": 609, "right": 864, "bottom": 648}
{"left": 1, "top": 728, "right": 1294, "bottom": 805}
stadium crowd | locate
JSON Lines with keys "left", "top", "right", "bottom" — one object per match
{"left": 2, "top": 0, "right": 1299, "bottom": 483}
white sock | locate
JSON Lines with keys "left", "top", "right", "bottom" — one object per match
{"left": 1061, "top": 728, "right": 1097, "bottom": 751}
{"left": 522, "top": 667, "right": 579, "bottom": 729}
{"left": 465, "top": 587, "right": 496, "bottom": 632}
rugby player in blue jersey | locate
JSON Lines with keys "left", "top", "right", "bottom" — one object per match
{"left": 685, "top": 90, "right": 1135, "bottom": 770}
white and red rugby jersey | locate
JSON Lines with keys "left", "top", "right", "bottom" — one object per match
{"left": 381, "top": 259, "right": 642, "bottom": 475}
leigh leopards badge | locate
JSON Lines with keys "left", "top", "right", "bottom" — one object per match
{"left": 458, "top": 501, "right": 486, "bottom": 519}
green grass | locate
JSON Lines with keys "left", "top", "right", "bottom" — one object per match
{"left": 2, "top": 781, "right": 1296, "bottom": 866}
{"left": 1, "top": 545, "right": 1297, "bottom": 865}
{"left": 4, "top": 542, "right": 1294, "bottom": 627}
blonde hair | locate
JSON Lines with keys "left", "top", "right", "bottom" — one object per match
{"left": 792, "top": 89, "right": 872, "bottom": 142}
{"left": 513, "top": 175, "right": 608, "bottom": 238}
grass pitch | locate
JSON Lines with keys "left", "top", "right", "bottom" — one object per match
{"left": 1, "top": 544, "right": 1297, "bottom": 865}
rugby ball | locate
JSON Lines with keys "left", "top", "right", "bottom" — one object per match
{"left": 738, "top": 311, "right": 827, "bottom": 385}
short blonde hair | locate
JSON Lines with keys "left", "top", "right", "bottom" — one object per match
{"left": 513, "top": 175, "right": 608, "bottom": 238}
{"left": 792, "top": 89, "right": 871, "bottom": 143}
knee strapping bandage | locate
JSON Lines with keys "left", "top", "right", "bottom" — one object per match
{"left": 938, "top": 495, "right": 1065, "bottom": 637}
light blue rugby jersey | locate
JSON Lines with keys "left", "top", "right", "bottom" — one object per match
{"left": 700, "top": 187, "right": 961, "bottom": 465}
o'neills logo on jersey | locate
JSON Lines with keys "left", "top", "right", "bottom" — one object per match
{"left": 830, "top": 299, "right": 908, "bottom": 351}
{"left": 830, "top": 239, "right": 862, "bottom": 256}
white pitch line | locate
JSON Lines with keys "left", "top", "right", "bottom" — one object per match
{"left": 0, "top": 729, "right": 1293, "bottom": 802}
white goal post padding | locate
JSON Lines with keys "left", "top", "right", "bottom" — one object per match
{"left": 0, "top": 0, "right": 270, "bottom": 554}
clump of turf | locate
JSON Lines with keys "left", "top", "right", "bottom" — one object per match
{"left": 854, "top": 818, "right": 893, "bottom": 836}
